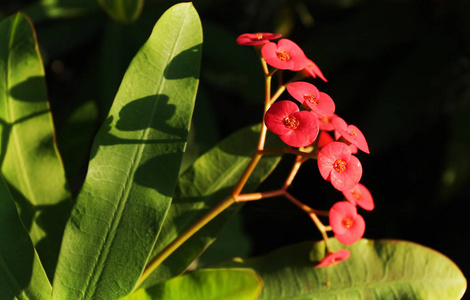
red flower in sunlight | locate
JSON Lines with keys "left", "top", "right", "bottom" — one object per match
{"left": 312, "top": 111, "right": 337, "bottom": 131}
{"left": 287, "top": 81, "right": 335, "bottom": 116}
{"left": 317, "top": 142, "right": 362, "bottom": 191}
{"left": 303, "top": 59, "right": 328, "bottom": 82}
{"left": 329, "top": 201, "right": 365, "bottom": 245}
{"left": 261, "top": 39, "right": 307, "bottom": 71}
{"left": 343, "top": 183, "right": 374, "bottom": 211}
{"left": 333, "top": 117, "right": 370, "bottom": 154}
{"left": 236, "top": 32, "right": 282, "bottom": 46}
{"left": 265, "top": 100, "right": 319, "bottom": 147}
{"left": 314, "top": 249, "right": 350, "bottom": 268}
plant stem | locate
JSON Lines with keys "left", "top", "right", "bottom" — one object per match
{"left": 136, "top": 195, "right": 236, "bottom": 288}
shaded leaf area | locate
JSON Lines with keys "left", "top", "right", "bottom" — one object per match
{"left": 0, "top": 175, "right": 52, "bottom": 300}
{"left": 22, "top": 0, "right": 100, "bottom": 23}
{"left": 124, "top": 269, "right": 262, "bottom": 300}
{"left": 0, "top": 13, "right": 71, "bottom": 280}
{"left": 52, "top": 3, "right": 202, "bottom": 299}
{"left": 216, "top": 239, "right": 467, "bottom": 300}
{"left": 98, "top": 0, "right": 144, "bottom": 24}
{"left": 140, "top": 124, "right": 281, "bottom": 288}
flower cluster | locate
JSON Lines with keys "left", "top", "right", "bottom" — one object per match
{"left": 237, "top": 32, "right": 374, "bottom": 268}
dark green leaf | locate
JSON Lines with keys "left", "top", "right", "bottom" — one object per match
{"left": 0, "top": 175, "right": 52, "bottom": 299}
{"left": 123, "top": 269, "right": 262, "bottom": 300}
{"left": 140, "top": 124, "right": 281, "bottom": 288}
{"left": 218, "top": 239, "right": 467, "bottom": 299}
{"left": 98, "top": 0, "right": 145, "bottom": 23}
{"left": 52, "top": 3, "right": 202, "bottom": 299}
{"left": 22, "top": 0, "right": 100, "bottom": 23}
{"left": 0, "top": 12, "right": 72, "bottom": 280}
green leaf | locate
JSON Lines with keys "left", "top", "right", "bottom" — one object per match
{"left": 52, "top": 3, "right": 202, "bottom": 299}
{"left": 0, "top": 175, "right": 52, "bottom": 299}
{"left": 0, "top": 13, "right": 72, "bottom": 280}
{"left": 123, "top": 269, "right": 263, "bottom": 300}
{"left": 140, "top": 124, "right": 281, "bottom": 288}
{"left": 217, "top": 239, "right": 467, "bottom": 299}
{"left": 98, "top": 0, "right": 145, "bottom": 23}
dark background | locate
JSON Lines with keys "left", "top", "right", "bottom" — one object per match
{"left": 2, "top": 0, "right": 469, "bottom": 297}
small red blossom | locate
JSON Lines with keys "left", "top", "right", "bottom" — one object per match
{"left": 303, "top": 59, "right": 328, "bottom": 82}
{"left": 236, "top": 32, "right": 282, "bottom": 46}
{"left": 317, "top": 142, "right": 362, "bottom": 191}
{"left": 329, "top": 201, "right": 365, "bottom": 245}
{"left": 261, "top": 39, "right": 308, "bottom": 71}
{"left": 333, "top": 117, "right": 370, "bottom": 154}
{"left": 343, "top": 183, "right": 374, "bottom": 211}
{"left": 265, "top": 100, "right": 319, "bottom": 147}
{"left": 287, "top": 82, "right": 335, "bottom": 116}
{"left": 314, "top": 249, "right": 350, "bottom": 268}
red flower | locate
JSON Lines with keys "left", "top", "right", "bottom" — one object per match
{"left": 265, "top": 100, "right": 319, "bottom": 147}
{"left": 261, "top": 39, "right": 308, "bottom": 71}
{"left": 236, "top": 32, "right": 282, "bottom": 46}
{"left": 333, "top": 117, "right": 370, "bottom": 154}
{"left": 314, "top": 249, "right": 350, "bottom": 268}
{"left": 317, "top": 142, "right": 362, "bottom": 191}
{"left": 343, "top": 183, "right": 374, "bottom": 211}
{"left": 303, "top": 59, "right": 328, "bottom": 82}
{"left": 329, "top": 201, "right": 365, "bottom": 245}
{"left": 286, "top": 81, "right": 335, "bottom": 116}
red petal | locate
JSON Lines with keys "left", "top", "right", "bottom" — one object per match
{"left": 265, "top": 100, "right": 299, "bottom": 135}
{"left": 344, "top": 183, "right": 374, "bottom": 211}
{"left": 317, "top": 142, "right": 351, "bottom": 181}
{"left": 286, "top": 81, "right": 320, "bottom": 105}
{"left": 314, "top": 249, "right": 350, "bottom": 268}
{"left": 329, "top": 201, "right": 357, "bottom": 235}
{"left": 304, "top": 59, "right": 328, "bottom": 82}
{"left": 334, "top": 214, "right": 365, "bottom": 245}
{"left": 279, "top": 111, "right": 318, "bottom": 147}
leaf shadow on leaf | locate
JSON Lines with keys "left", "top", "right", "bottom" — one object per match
{"left": 9, "top": 76, "right": 48, "bottom": 102}
{"left": 5, "top": 182, "right": 71, "bottom": 280}
{"left": 0, "top": 110, "right": 50, "bottom": 169}
{"left": 164, "top": 44, "right": 202, "bottom": 80}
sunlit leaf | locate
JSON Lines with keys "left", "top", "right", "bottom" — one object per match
{"left": 140, "top": 124, "right": 281, "bottom": 288}
{"left": 0, "top": 175, "right": 52, "bottom": 299}
{"left": 52, "top": 3, "right": 202, "bottom": 299}
{"left": 218, "top": 239, "right": 467, "bottom": 299}
{"left": 0, "top": 12, "right": 72, "bottom": 280}
{"left": 123, "top": 269, "right": 262, "bottom": 300}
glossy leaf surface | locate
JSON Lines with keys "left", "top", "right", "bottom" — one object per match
{"left": 140, "top": 124, "right": 281, "bottom": 288}
{"left": 124, "top": 269, "right": 262, "bottom": 300}
{"left": 98, "top": 0, "right": 144, "bottom": 23}
{"left": 218, "top": 239, "right": 467, "bottom": 299}
{"left": 0, "top": 13, "right": 71, "bottom": 279}
{"left": 0, "top": 175, "right": 52, "bottom": 299}
{"left": 52, "top": 3, "right": 202, "bottom": 299}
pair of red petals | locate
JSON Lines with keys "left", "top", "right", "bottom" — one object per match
{"left": 329, "top": 201, "right": 366, "bottom": 245}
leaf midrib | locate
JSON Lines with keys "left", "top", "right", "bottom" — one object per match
{"left": 83, "top": 7, "right": 191, "bottom": 298}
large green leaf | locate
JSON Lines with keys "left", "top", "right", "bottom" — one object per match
{"left": 52, "top": 3, "right": 202, "bottom": 299}
{"left": 98, "top": 0, "right": 145, "bottom": 23}
{"left": 124, "top": 269, "right": 262, "bottom": 300}
{"left": 140, "top": 124, "right": 281, "bottom": 288}
{"left": 0, "top": 175, "right": 52, "bottom": 299}
{"left": 0, "top": 13, "right": 72, "bottom": 280}
{"left": 217, "top": 239, "right": 467, "bottom": 299}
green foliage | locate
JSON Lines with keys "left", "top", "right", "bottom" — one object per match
{"left": 98, "top": 0, "right": 145, "bottom": 23}
{"left": 217, "top": 239, "right": 467, "bottom": 299}
{"left": 141, "top": 124, "right": 281, "bottom": 288}
{"left": 0, "top": 12, "right": 72, "bottom": 280}
{"left": 0, "top": 175, "right": 52, "bottom": 299}
{"left": 124, "top": 269, "right": 262, "bottom": 300}
{"left": 52, "top": 3, "right": 202, "bottom": 299}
